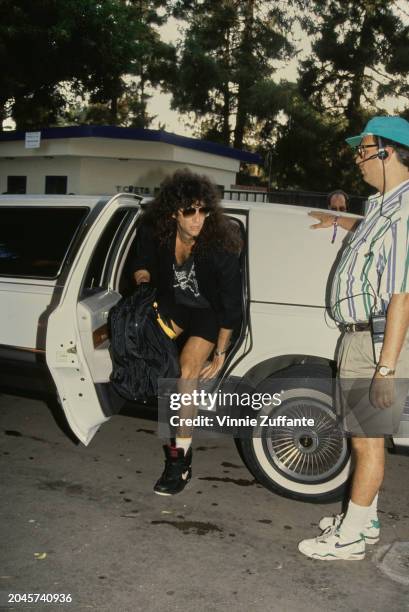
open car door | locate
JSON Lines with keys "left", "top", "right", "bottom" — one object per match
{"left": 46, "top": 194, "right": 143, "bottom": 445}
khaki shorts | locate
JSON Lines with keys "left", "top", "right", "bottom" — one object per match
{"left": 336, "top": 330, "right": 409, "bottom": 436}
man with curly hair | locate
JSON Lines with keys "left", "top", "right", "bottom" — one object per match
{"left": 132, "top": 169, "right": 243, "bottom": 495}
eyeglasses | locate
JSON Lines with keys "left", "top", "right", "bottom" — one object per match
{"left": 179, "top": 206, "right": 211, "bottom": 218}
{"left": 356, "top": 143, "right": 378, "bottom": 158}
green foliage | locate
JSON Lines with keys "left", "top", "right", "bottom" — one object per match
{"left": 64, "top": 84, "right": 157, "bottom": 127}
{"left": 298, "top": 0, "right": 409, "bottom": 130}
{"left": 259, "top": 0, "right": 409, "bottom": 194}
{"left": 168, "top": 0, "right": 295, "bottom": 148}
{"left": 260, "top": 90, "right": 367, "bottom": 194}
{"left": 2, "top": 0, "right": 409, "bottom": 196}
{"left": 0, "top": 0, "right": 175, "bottom": 129}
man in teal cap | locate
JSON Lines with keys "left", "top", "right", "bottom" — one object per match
{"left": 299, "top": 116, "right": 409, "bottom": 560}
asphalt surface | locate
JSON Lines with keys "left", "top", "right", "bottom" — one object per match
{"left": 0, "top": 393, "right": 408, "bottom": 612}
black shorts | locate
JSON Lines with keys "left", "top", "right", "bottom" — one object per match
{"left": 157, "top": 294, "right": 219, "bottom": 344}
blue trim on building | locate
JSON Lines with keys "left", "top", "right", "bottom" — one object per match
{"left": 0, "top": 125, "right": 262, "bottom": 164}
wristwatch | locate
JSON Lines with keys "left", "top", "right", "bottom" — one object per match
{"left": 376, "top": 364, "right": 396, "bottom": 377}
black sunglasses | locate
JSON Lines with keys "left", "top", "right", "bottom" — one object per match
{"left": 180, "top": 206, "right": 212, "bottom": 218}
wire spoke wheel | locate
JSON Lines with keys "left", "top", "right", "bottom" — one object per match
{"left": 262, "top": 398, "right": 347, "bottom": 483}
{"left": 236, "top": 367, "right": 353, "bottom": 502}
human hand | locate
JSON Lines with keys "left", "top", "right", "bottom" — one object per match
{"left": 308, "top": 211, "right": 336, "bottom": 229}
{"left": 134, "top": 269, "right": 151, "bottom": 284}
{"left": 370, "top": 372, "right": 395, "bottom": 409}
{"left": 199, "top": 353, "right": 226, "bottom": 380}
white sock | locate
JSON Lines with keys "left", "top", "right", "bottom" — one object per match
{"left": 339, "top": 500, "right": 370, "bottom": 540}
{"left": 368, "top": 493, "right": 379, "bottom": 523}
{"left": 175, "top": 437, "right": 192, "bottom": 454}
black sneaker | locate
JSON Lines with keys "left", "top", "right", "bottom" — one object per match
{"left": 153, "top": 445, "right": 192, "bottom": 496}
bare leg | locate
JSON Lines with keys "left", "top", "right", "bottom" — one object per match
{"left": 153, "top": 329, "right": 216, "bottom": 495}
{"left": 350, "top": 437, "right": 385, "bottom": 505}
{"left": 176, "top": 336, "right": 215, "bottom": 440}
{"left": 297, "top": 436, "right": 384, "bottom": 558}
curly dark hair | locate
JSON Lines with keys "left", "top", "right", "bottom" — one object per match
{"left": 143, "top": 168, "right": 242, "bottom": 255}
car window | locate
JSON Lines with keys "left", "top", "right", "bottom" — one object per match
{"left": 0, "top": 207, "right": 89, "bottom": 278}
{"left": 81, "top": 208, "right": 132, "bottom": 297}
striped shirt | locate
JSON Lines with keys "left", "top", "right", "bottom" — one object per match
{"left": 330, "top": 179, "right": 409, "bottom": 324}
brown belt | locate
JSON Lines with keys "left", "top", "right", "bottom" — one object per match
{"left": 340, "top": 322, "right": 371, "bottom": 333}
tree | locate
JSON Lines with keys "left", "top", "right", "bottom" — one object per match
{"left": 64, "top": 83, "right": 159, "bottom": 128}
{"left": 0, "top": 0, "right": 175, "bottom": 129}
{"left": 298, "top": 0, "right": 409, "bottom": 133}
{"left": 168, "top": 0, "right": 295, "bottom": 148}
{"left": 255, "top": 1, "right": 409, "bottom": 194}
{"left": 82, "top": 0, "right": 176, "bottom": 127}
{"left": 258, "top": 87, "right": 356, "bottom": 192}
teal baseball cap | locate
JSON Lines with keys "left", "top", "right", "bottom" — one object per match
{"left": 346, "top": 116, "right": 409, "bottom": 148}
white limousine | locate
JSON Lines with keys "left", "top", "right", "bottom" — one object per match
{"left": 1, "top": 194, "right": 408, "bottom": 502}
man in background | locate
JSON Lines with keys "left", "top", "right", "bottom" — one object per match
{"left": 327, "top": 189, "right": 349, "bottom": 212}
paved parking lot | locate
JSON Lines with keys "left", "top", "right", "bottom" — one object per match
{"left": 0, "top": 393, "right": 408, "bottom": 612}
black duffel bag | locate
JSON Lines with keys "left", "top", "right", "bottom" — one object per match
{"left": 108, "top": 284, "right": 180, "bottom": 402}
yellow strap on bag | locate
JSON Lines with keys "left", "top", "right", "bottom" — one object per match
{"left": 153, "top": 302, "right": 177, "bottom": 340}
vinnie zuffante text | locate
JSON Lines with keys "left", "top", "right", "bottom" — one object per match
{"left": 168, "top": 390, "right": 315, "bottom": 428}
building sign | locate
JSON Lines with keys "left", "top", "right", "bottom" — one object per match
{"left": 25, "top": 131, "right": 41, "bottom": 149}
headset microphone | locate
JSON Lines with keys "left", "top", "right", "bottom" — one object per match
{"left": 357, "top": 150, "right": 389, "bottom": 164}
{"left": 357, "top": 153, "right": 379, "bottom": 165}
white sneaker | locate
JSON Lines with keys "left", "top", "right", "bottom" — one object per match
{"left": 319, "top": 513, "right": 380, "bottom": 545}
{"left": 298, "top": 528, "right": 366, "bottom": 561}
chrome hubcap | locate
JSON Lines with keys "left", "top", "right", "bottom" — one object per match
{"left": 262, "top": 396, "right": 348, "bottom": 483}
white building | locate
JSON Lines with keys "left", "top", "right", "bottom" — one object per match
{"left": 0, "top": 126, "right": 261, "bottom": 195}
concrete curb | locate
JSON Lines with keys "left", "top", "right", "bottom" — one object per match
{"left": 373, "top": 541, "right": 409, "bottom": 586}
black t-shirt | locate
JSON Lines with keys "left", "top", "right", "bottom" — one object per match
{"left": 173, "top": 255, "right": 210, "bottom": 308}
{"left": 132, "top": 221, "right": 243, "bottom": 329}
